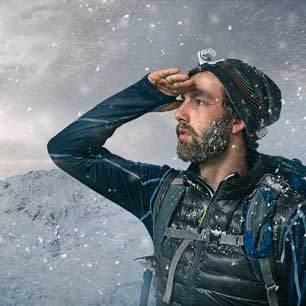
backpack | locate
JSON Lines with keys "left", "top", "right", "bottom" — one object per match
{"left": 136, "top": 154, "right": 306, "bottom": 306}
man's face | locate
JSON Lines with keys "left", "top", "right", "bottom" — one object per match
{"left": 174, "top": 71, "right": 233, "bottom": 163}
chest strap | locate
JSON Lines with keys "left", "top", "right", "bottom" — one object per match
{"left": 159, "top": 177, "right": 281, "bottom": 306}
{"left": 162, "top": 227, "right": 244, "bottom": 304}
{"left": 165, "top": 227, "right": 244, "bottom": 246}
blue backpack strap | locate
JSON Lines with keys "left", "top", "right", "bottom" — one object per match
{"left": 139, "top": 268, "right": 153, "bottom": 306}
{"left": 266, "top": 155, "right": 306, "bottom": 306}
{"left": 243, "top": 173, "right": 286, "bottom": 306}
{"left": 244, "top": 166, "right": 306, "bottom": 306}
{"left": 273, "top": 187, "right": 306, "bottom": 306}
{"left": 244, "top": 174, "right": 284, "bottom": 258}
{"left": 134, "top": 254, "right": 159, "bottom": 306}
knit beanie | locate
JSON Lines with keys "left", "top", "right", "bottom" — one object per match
{"left": 187, "top": 49, "right": 282, "bottom": 140}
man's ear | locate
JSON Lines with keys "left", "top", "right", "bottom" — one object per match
{"left": 231, "top": 118, "right": 246, "bottom": 135}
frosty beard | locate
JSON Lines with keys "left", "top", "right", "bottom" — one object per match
{"left": 176, "top": 112, "right": 232, "bottom": 163}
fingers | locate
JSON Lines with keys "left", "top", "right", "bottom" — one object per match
{"left": 149, "top": 68, "right": 180, "bottom": 84}
{"left": 162, "top": 78, "right": 196, "bottom": 93}
{"left": 165, "top": 74, "right": 188, "bottom": 84}
{"left": 172, "top": 79, "right": 196, "bottom": 89}
{"left": 156, "top": 68, "right": 180, "bottom": 79}
{"left": 148, "top": 67, "right": 197, "bottom": 97}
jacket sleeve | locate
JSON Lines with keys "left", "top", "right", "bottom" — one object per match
{"left": 47, "top": 73, "right": 177, "bottom": 237}
{"left": 283, "top": 203, "right": 306, "bottom": 306}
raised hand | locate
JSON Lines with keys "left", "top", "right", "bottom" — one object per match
{"left": 148, "top": 68, "right": 196, "bottom": 112}
{"left": 148, "top": 68, "right": 196, "bottom": 96}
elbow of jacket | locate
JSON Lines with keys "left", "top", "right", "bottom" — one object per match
{"left": 47, "top": 136, "right": 64, "bottom": 162}
{"left": 47, "top": 137, "right": 57, "bottom": 154}
{"left": 47, "top": 138, "right": 66, "bottom": 170}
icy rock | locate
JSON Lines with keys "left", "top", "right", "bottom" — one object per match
{"left": 0, "top": 169, "right": 155, "bottom": 306}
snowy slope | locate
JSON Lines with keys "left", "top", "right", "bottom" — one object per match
{"left": 0, "top": 169, "right": 155, "bottom": 306}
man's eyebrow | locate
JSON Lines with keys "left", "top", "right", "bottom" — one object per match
{"left": 183, "top": 90, "right": 211, "bottom": 98}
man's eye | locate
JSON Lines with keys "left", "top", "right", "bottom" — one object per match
{"left": 194, "top": 99, "right": 206, "bottom": 105}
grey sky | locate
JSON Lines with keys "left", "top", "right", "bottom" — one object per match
{"left": 1, "top": 0, "right": 306, "bottom": 179}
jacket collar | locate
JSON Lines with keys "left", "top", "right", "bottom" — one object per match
{"left": 184, "top": 149, "right": 265, "bottom": 200}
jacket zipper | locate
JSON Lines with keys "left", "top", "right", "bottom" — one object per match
{"left": 185, "top": 188, "right": 215, "bottom": 306}
{"left": 197, "top": 172, "right": 237, "bottom": 232}
{"left": 185, "top": 173, "right": 237, "bottom": 306}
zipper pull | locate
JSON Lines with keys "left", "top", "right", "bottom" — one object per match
{"left": 183, "top": 175, "right": 199, "bottom": 189}
{"left": 197, "top": 207, "right": 208, "bottom": 233}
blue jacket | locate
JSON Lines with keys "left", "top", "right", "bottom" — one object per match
{"left": 47, "top": 73, "right": 306, "bottom": 306}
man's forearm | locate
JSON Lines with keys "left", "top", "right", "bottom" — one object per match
{"left": 47, "top": 73, "right": 175, "bottom": 157}
{"left": 46, "top": 73, "right": 176, "bottom": 225}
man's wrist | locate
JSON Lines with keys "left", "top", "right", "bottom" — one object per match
{"left": 139, "top": 73, "right": 176, "bottom": 103}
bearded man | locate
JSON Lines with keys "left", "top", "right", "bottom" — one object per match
{"left": 47, "top": 50, "right": 306, "bottom": 306}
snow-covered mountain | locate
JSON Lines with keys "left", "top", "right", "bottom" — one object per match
{"left": 0, "top": 168, "right": 155, "bottom": 306}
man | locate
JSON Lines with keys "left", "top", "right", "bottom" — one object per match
{"left": 47, "top": 50, "right": 306, "bottom": 306}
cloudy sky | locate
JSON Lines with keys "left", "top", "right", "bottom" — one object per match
{"left": 1, "top": 0, "right": 306, "bottom": 180}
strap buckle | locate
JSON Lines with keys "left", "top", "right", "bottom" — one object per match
{"left": 134, "top": 255, "right": 157, "bottom": 273}
{"left": 265, "top": 282, "right": 277, "bottom": 293}
{"left": 200, "top": 229, "right": 209, "bottom": 241}
{"left": 219, "top": 233, "right": 244, "bottom": 247}
{"left": 234, "top": 235, "right": 244, "bottom": 247}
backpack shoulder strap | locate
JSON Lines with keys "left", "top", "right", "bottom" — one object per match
{"left": 243, "top": 173, "right": 289, "bottom": 306}
{"left": 152, "top": 169, "right": 186, "bottom": 258}
{"left": 152, "top": 169, "right": 180, "bottom": 232}
{"left": 244, "top": 173, "right": 285, "bottom": 258}
{"left": 260, "top": 153, "right": 306, "bottom": 262}
{"left": 271, "top": 176, "right": 306, "bottom": 306}
{"left": 135, "top": 169, "right": 183, "bottom": 306}
{"left": 244, "top": 171, "right": 306, "bottom": 306}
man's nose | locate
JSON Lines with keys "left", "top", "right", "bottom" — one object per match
{"left": 174, "top": 99, "right": 190, "bottom": 122}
